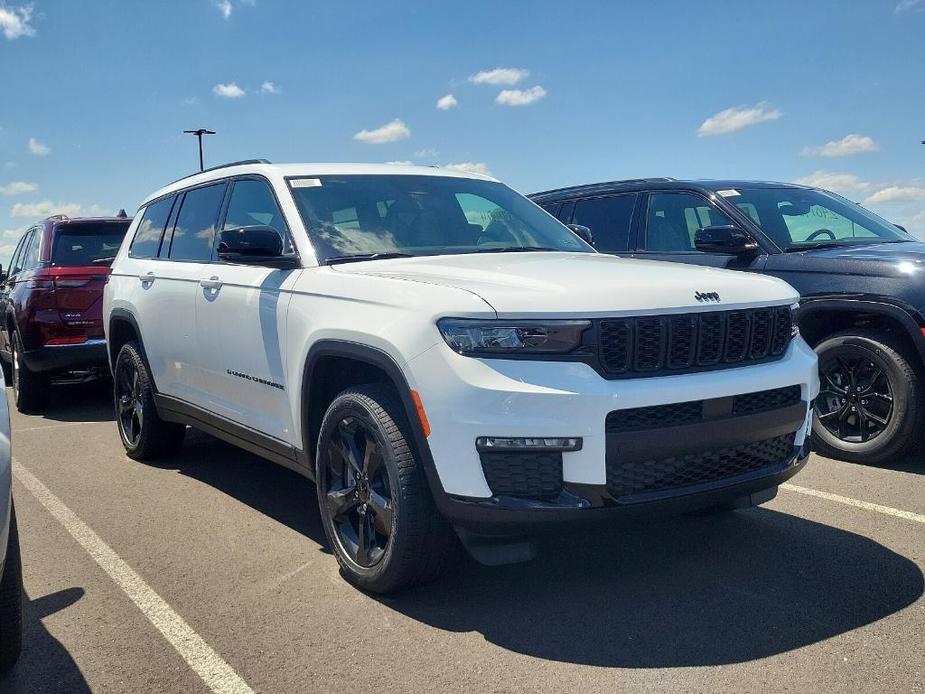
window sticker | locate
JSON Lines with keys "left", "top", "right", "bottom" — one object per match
{"left": 291, "top": 178, "right": 322, "bottom": 188}
{"left": 716, "top": 189, "right": 740, "bottom": 197}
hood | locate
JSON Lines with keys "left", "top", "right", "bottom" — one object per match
{"left": 776, "top": 240, "right": 925, "bottom": 278}
{"left": 332, "top": 252, "right": 797, "bottom": 317}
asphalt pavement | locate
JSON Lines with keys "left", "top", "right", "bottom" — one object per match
{"left": 2, "top": 380, "right": 923, "bottom": 693}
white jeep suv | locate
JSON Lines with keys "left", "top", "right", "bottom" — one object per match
{"left": 104, "top": 161, "right": 819, "bottom": 593}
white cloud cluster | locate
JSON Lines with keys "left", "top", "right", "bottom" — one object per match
{"left": 11, "top": 200, "right": 104, "bottom": 218}
{"left": 468, "top": 68, "right": 529, "bottom": 86}
{"left": 353, "top": 118, "right": 410, "bottom": 144}
{"left": 801, "top": 133, "right": 878, "bottom": 158}
{"left": 864, "top": 186, "right": 925, "bottom": 205}
{"left": 697, "top": 102, "right": 782, "bottom": 136}
{"left": 496, "top": 86, "right": 546, "bottom": 107}
{"left": 794, "top": 170, "right": 872, "bottom": 194}
{"left": 213, "top": 82, "right": 245, "bottom": 98}
{"left": 443, "top": 162, "right": 493, "bottom": 177}
{"left": 28, "top": 137, "right": 49, "bottom": 156}
{"left": 261, "top": 81, "right": 279, "bottom": 94}
{"left": 436, "top": 94, "right": 458, "bottom": 111}
{"left": 0, "top": 180, "right": 36, "bottom": 196}
{"left": 216, "top": 0, "right": 232, "bottom": 18}
{"left": 896, "top": 0, "right": 924, "bottom": 12}
{"left": 0, "top": 2, "right": 34, "bottom": 40}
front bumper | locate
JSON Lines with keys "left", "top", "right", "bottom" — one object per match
{"left": 406, "top": 336, "right": 819, "bottom": 529}
{"left": 21, "top": 338, "right": 108, "bottom": 374}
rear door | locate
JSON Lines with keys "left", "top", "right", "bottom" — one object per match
{"left": 633, "top": 190, "right": 768, "bottom": 271}
{"left": 194, "top": 177, "right": 299, "bottom": 444}
{"left": 0, "top": 231, "right": 31, "bottom": 357}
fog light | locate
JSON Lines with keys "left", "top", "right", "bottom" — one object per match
{"left": 475, "top": 436, "right": 583, "bottom": 452}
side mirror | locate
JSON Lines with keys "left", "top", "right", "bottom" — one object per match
{"left": 694, "top": 225, "right": 759, "bottom": 255}
{"left": 567, "top": 224, "right": 594, "bottom": 246}
{"left": 218, "top": 226, "right": 295, "bottom": 267}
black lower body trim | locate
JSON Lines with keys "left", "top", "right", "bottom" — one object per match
{"left": 20, "top": 340, "right": 108, "bottom": 374}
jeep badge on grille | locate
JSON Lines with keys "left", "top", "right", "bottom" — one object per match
{"left": 695, "top": 291, "right": 720, "bottom": 302}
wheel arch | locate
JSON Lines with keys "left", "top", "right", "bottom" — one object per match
{"left": 300, "top": 340, "right": 446, "bottom": 499}
{"left": 107, "top": 309, "right": 153, "bottom": 383}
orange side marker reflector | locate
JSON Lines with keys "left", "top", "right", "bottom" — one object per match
{"left": 920, "top": 327, "right": 925, "bottom": 338}
{"left": 410, "top": 390, "right": 431, "bottom": 437}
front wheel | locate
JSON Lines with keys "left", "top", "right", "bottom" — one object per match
{"left": 812, "top": 330, "right": 923, "bottom": 464}
{"left": 315, "top": 385, "right": 454, "bottom": 593}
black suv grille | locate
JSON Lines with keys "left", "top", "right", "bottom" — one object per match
{"left": 733, "top": 385, "right": 801, "bottom": 415}
{"left": 480, "top": 451, "right": 563, "bottom": 498}
{"left": 606, "top": 433, "right": 795, "bottom": 501}
{"left": 597, "top": 306, "right": 793, "bottom": 378}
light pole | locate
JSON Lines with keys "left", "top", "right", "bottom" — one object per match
{"left": 183, "top": 128, "right": 216, "bottom": 171}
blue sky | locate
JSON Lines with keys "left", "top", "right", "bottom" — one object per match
{"left": 1, "top": 0, "right": 925, "bottom": 262}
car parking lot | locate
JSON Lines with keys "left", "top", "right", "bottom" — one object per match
{"left": 2, "top": 381, "right": 924, "bottom": 694}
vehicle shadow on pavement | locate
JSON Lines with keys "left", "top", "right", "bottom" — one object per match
{"left": 34, "top": 380, "right": 115, "bottom": 424}
{"left": 376, "top": 509, "right": 924, "bottom": 668}
{"left": 0, "top": 587, "right": 90, "bottom": 693}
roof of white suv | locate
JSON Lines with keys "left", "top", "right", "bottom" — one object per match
{"left": 142, "top": 162, "right": 499, "bottom": 207}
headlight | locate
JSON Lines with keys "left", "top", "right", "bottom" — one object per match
{"left": 437, "top": 318, "right": 590, "bottom": 356}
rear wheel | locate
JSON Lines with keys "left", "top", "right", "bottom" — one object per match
{"left": 812, "top": 331, "right": 922, "bottom": 464}
{"left": 0, "top": 502, "right": 23, "bottom": 673}
{"left": 11, "top": 331, "right": 48, "bottom": 413}
{"left": 316, "top": 385, "right": 454, "bottom": 593}
{"left": 114, "top": 341, "right": 186, "bottom": 460}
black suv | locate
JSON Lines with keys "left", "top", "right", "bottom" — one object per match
{"left": 530, "top": 179, "right": 924, "bottom": 464}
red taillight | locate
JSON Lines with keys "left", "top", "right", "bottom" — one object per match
{"left": 45, "top": 336, "right": 89, "bottom": 346}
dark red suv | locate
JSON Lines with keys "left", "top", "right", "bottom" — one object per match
{"left": 0, "top": 214, "right": 132, "bottom": 412}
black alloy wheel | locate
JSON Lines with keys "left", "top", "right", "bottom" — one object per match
{"left": 321, "top": 415, "right": 394, "bottom": 568}
{"left": 116, "top": 357, "right": 144, "bottom": 448}
{"left": 815, "top": 353, "right": 893, "bottom": 443}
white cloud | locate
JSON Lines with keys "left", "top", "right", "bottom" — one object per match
{"left": 384, "top": 160, "right": 414, "bottom": 166}
{"left": 260, "top": 81, "right": 279, "bottom": 94}
{"left": 443, "top": 162, "right": 493, "bottom": 177}
{"left": 496, "top": 85, "right": 547, "bottom": 107}
{"left": 27, "top": 137, "right": 49, "bottom": 156}
{"left": 436, "top": 94, "right": 458, "bottom": 111}
{"left": 468, "top": 67, "right": 529, "bottom": 86}
{"left": 864, "top": 186, "right": 925, "bottom": 205}
{"left": 215, "top": 0, "right": 232, "bottom": 18}
{"left": 896, "top": 0, "right": 924, "bottom": 12}
{"left": 11, "top": 200, "right": 104, "bottom": 218}
{"left": 353, "top": 118, "right": 410, "bottom": 144}
{"left": 0, "top": 2, "right": 34, "bottom": 40}
{"left": 801, "top": 133, "right": 879, "bottom": 158}
{"left": 697, "top": 102, "right": 782, "bottom": 136}
{"left": 415, "top": 148, "right": 439, "bottom": 159}
{"left": 793, "top": 171, "right": 873, "bottom": 194}
{"left": 0, "top": 180, "right": 36, "bottom": 196}
{"left": 213, "top": 82, "right": 245, "bottom": 98}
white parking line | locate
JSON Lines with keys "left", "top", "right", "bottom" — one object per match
{"left": 12, "top": 460, "right": 255, "bottom": 694}
{"left": 782, "top": 483, "right": 925, "bottom": 524}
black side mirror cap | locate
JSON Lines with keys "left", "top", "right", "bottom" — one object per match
{"left": 218, "top": 226, "right": 297, "bottom": 267}
{"left": 694, "top": 225, "right": 759, "bottom": 255}
{"left": 567, "top": 224, "right": 594, "bottom": 246}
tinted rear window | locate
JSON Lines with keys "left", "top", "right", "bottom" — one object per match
{"left": 167, "top": 183, "right": 227, "bottom": 261}
{"left": 52, "top": 222, "right": 131, "bottom": 267}
{"left": 131, "top": 196, "right": 175, "bottom": 258}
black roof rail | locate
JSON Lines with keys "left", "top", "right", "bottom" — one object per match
{"left": 530, "top": 177, "right": 676, "bottom": 198}
{"left": 168, "top": 159, "right": 272, "bottom": 187}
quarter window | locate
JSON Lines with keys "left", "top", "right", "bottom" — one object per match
{"left": 20, "top": 229, "right": 40, "bottom": 270}
{"left": 571, "top": 195, "right": 637, "bottom": 252}
{"left": 643, "top": 192, "right": 734, "bottom": 252}
{"left": 130, "top": 196, "right": 175, "bottom": 258}
{"left": 167, "top": 184, "right": 227, "bottom": 262}
{"left": 7, "top": 231, "right": 30, "bottom": 276}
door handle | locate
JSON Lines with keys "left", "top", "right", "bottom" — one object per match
{"left": 139, "top": 272, "right": 155, "bottom": 285}
{"left": 200, "top": 276, "right": 223, "bottom": 290}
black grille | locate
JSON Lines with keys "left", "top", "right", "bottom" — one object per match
{"left": 480, "top": 451, "right": 563, "bottom": 498}
{"left": 733, "top": 385, "right": 801, "bottom": 415}
{"left": 597, "top": 307, "right": 793, "bottom": 378}
{"left": 606, "top": 433, "right": 795, "bottom": 500}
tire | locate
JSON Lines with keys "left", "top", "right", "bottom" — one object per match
{"left": 114, "top": 341, "right": 186, "bottom": 460}
{"left": 812, "top": 330, "right": 923, "bottom": 464}
{"left": 11, "top": 331, "right": 48, "bottom": 414}
{"left": 315, "top": 384, "right": 454, "bottom": 593}
{"left": 0, "top": 502, "right": 23, "bottom": 673}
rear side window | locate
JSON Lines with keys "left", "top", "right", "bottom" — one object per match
{"left": 20, "top": 229, "right": 40, "bottom": 271}
{"left": 167, "top": 183, "right": 227, "bottom": 262}
{"left": 572, "top": 195, "right": 637, "bottom": 252}
{"left": 131, "top": 197, "right": 175, "bottom": 258}
{"left": 52, "top": 223, "right": 130, "bottom": 267}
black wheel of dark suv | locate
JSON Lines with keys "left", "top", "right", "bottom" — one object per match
{"left": 315, "top": 385, "right": 454, "bottom": 593}
{"left": 114, "top": 341, "right": 186, "bottom": 460}
{"left": 812, "top": 330, "right": 923, "bottom": 464}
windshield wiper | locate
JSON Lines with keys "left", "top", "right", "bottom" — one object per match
{"left": 468, "top": 246, "right": 563, "bottom": 254}
{"left": 323, "top": 252, "right": 415, "bottom": 265}
{"left": 91, "top": 256, "right": 117, "bottom": 265}
{"left": 784, "top": 242, "right": 846, "bottom": 252}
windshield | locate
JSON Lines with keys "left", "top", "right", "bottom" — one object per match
{"left": 725, "top": 187, "right": 911, "bottom": 250}
{"left": 287, "top": 175, "right": 592, "bottom": 262}
{"left": 52, "top": 222, "right": 131, "bottom": 266}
